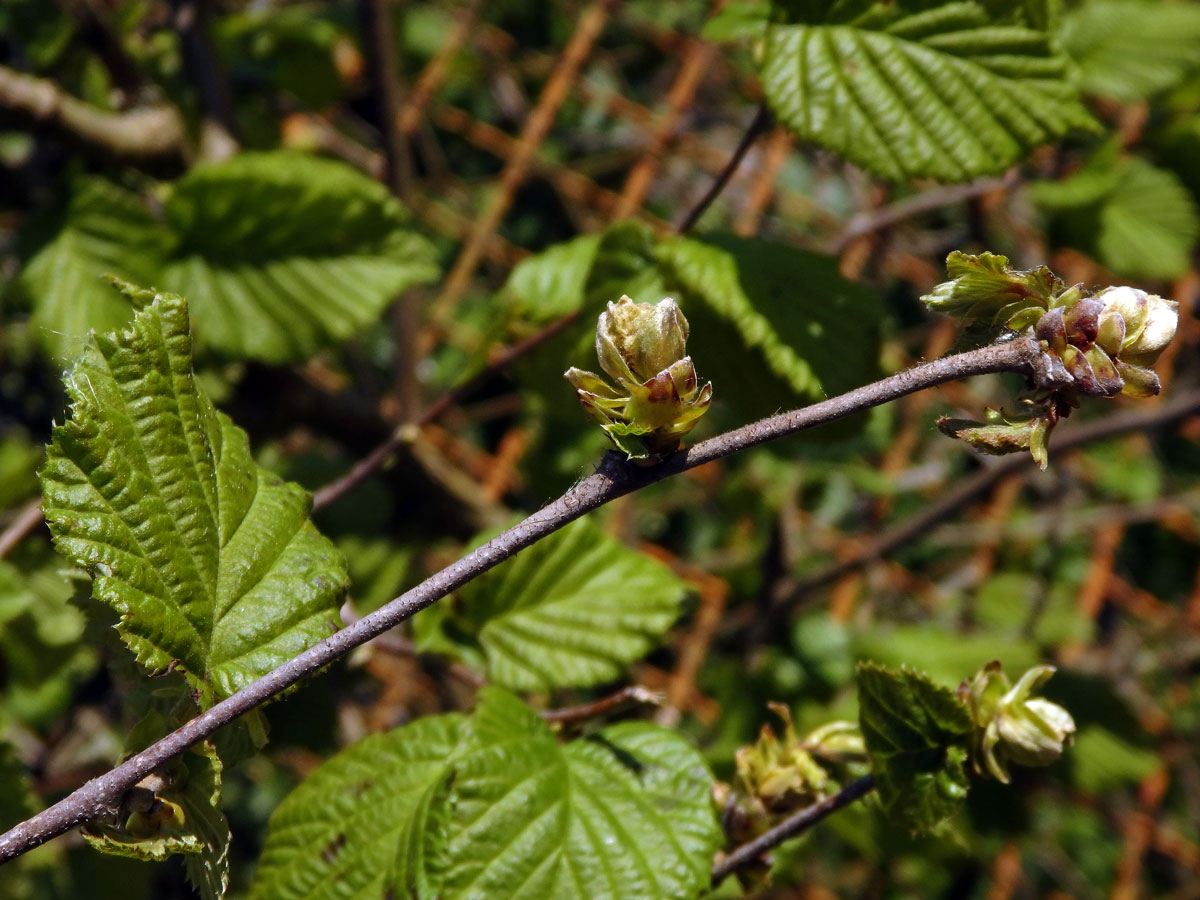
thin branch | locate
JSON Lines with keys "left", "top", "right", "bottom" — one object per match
{"left": 769, "top": 386, "right": 1200, "bottom": 610}
{"left": 710, "top": 775, "right": 876, "bottom": 884}
{"left": 168, "top": 0, "right": 238, "bottom": 161}
{"left": 0, "top": 499, "right": 43, "bottom": 560}
{"left": 312, "top": 311, "right": 581, "bottom": 511}
{"left": 357, "top": 0, "right": 412, "bottom": 199}
{"left": 0, "top": 64, "right": 187, "bottom": 170}
{"left": 0, "top": 337, "right": 1043, "bottom": 863}
{"left": 540, "top": 686, "right": 663, "bottom": 724}
{"left": 828, "top": 168, "right": 1019, "bottom": 254}
{"left": 675, "top": 104, "right": 772, "bottom": 234}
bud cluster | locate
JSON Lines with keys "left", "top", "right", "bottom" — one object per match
{"left": 923, "top": 253, "right": 1178, "bottom": 468}
{"left": 714, "top": 703, "right": 865, "bottom": 878}
{"left": 565, "top": 295, "right": 712, "bottom": 462}
{"left": 959, "top": 662, "right": 1076, "bottom": 784}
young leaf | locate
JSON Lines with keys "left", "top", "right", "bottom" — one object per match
{"left": 856, "top": 662, "right": 972, "bottom": 834}
{"left": 760, "top": 1, "right": 1096, "bottom": 181}
{"left": 249, "top": 714, "right": 467, "bottom": 900}
{"left": 39, "top": 286, "right": 347, "bottom": 707}
{"left": 920, "top": 250, "right": 1061, "bottom": 325}
{"left": 84, "top": 743, "right": 230, "bottom": 900}
{"left": 415, "top": 518, "right": 687, "bottom": 691}
{"left": 442, "top": 688, "right": 721, "bottom": 900}
{"left": 161, "top": 152, "right": 440, "bottom": 362}
{"left": 20, "top": 178, "right": 166, "bottom": 359}
{"left": 1061, "top": 0, "right": 1200, "bottom": 102}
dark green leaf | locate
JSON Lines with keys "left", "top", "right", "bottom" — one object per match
{"left": 442, "top": 688, "right": 721, "bottom": 900}
{"left": 20, "top": 178, "right": 166, "bottom": 359}
{"left": 250, "top": 714, "right": 466, "bottom": 900}
{"left": 416, "top": 519, "right": 687, "bottom": 691}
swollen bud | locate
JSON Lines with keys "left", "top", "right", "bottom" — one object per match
{"left": 566, "top": 295, "right": 712, "bottom": 462}
{"left": 960, "top": 661, "right": 1075, "bottom": 784}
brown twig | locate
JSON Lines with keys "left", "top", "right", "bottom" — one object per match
{"left": 0, "top": 337, "right": 1047, "bottom": 862}
{"left": 432, "top": 0, "right": 613, "bottom": 317}
{"left": 675, "top": 104, "right": 772, "bottom": 234}
{"left": 312, "top": 311, "right": 580, "bottom": 510}
{"left": 0, "top": 65, "right": 187, "bottom": 170}
{"left": 828, "top": 169, "right": 1020, "bottom": 254}
{"left": 540, "top": 685, "right": 663, "bottom": 724}
{"left": 710, "top": 775, "right": 876, "bottom": 884}
{"left": 357, "top": 0, "right": 412, "bottom": 198}
{"left": 0, "top": 499, "right": 44, "bottom": 560}
{"left": 767, "top": 386, "right": 1200, "bottom": 614}
{"left": 613, "top": 31, "right": 717, "bottom": 219}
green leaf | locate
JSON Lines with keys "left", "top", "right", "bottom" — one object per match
{"left": 656, "top": 233, "right": 883, "bottom": 407}
{"left": 701, "top": 0, "right": 769, "bottom": 41}
{"left": 20, "top": 154, "right": 440, "bottom": 363}
{"left": 442, "top": 687, "right": 721, "bottom": 900}
{"left": 250, "top": 714, "right": 467, "bottom": 900}
{"left": 20, "top": 178, "right": 165, "bottom": 359}
{"left": 1061, "top": 0, "right": 1200, "bottom": 102}
{"left": 161, "top": 152, "right": 440, "bottom": 362}
{"left": 0, "top": 557, "right": 97, "bottom": 727}
{"left": 417, "top": 518, "right": 687, "bottom": 691}
{"left": 39, "top": 287, "right": 347, "bottom": 707}
{"left": 856, "top": 662, "right": 972, "bottom": 834}
{"left": 1069, "top": 726, "right": 1159, "bottom": 794}
{"left": 251, "top": 689, "right": 719, "bottom": 900}
{"left": 760, "top": 1, "right": 1096, "bottom": 181}
{"left": 1033, "top": 155, "right": 1200, "bottom": 279}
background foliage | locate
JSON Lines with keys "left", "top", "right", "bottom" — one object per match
{"left": 1, "top": 1, "right": 1199, "bottom": 898}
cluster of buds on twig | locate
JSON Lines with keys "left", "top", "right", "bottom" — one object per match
{"left": 565, "top": 295, "right": 712, "bottom": 462}
{"left": 713, "top": 703, "right": 865, "bottom": 881}
{"left": 959, "top": 662, "right": 1075, "bottom": 784}
{"left": 925, "top": 253, "right": 1178, "bottom": 467}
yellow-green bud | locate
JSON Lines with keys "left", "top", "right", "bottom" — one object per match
{"left": 961, "top": 662, "right": 1075, "bottom": 783}
{"left": 565, "top": 295, "right": 712, "bottom": 462}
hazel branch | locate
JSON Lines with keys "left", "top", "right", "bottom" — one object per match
{"left": 711, "top": 775, "right": 877, "bottom": 884}
{"left": 0, "top": 64, "right": 187, "bottom": 171}
{"left": 0, "top": 336, "right": 1043, "bottom": 864}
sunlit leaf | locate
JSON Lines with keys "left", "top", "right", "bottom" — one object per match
{"left": 40, "top": 286, "right": 347, "bottom": 707}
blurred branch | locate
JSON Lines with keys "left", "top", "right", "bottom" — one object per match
{"left": 312, "top": 310, "right": 581, "bottom": 510}
{"left": 168, "top": 0, "right": 238, "bottom": 160}
{"left": 432, "top": 0, "right": 613, "bottom": 317}
{"left": 357, "top": 0, "right": 412, "bottom": 198}
{"left": 540, "top": 685, "right": 663, "bottom": 724}
{"left": 769, "top": 386, "right": 1200, "bottom": 613}
{"left": 0, "top": 499, "right": 43, "bottom": 560}
{"left": 675, "top": 104, "right": 772, "bottom": 234}
{"left": 711, "top": 775, "right": 876, "bottom": 884}
{"left": 0, "top": 65, "right": 187, "bottom": 170}
{"left": 0, "top": 336, "right": 1047, "bottom": 862}
{"left": 828, "top": 169, "right": 1019, "bottom": 254}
